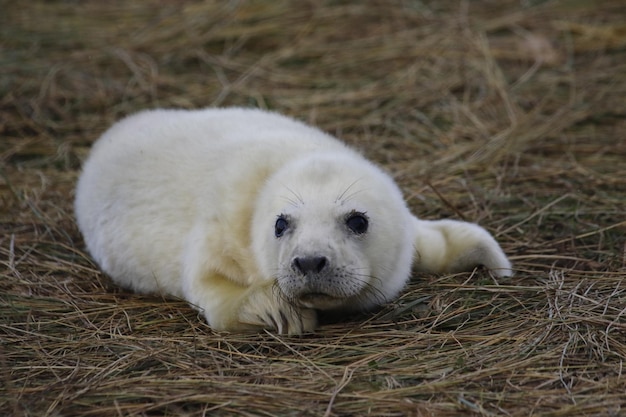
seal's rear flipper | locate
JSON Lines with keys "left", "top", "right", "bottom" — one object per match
{"left": 411, "top": 217, "right": 512, "bottom": 277}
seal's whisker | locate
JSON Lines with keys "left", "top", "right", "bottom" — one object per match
{"left": 335, "top": 178, "right": 364, "bottom": 204}
{"left": 282, "top": 184, "right": 305, "bottom": 206}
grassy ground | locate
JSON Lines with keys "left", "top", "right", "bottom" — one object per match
{"left": 2, "top": 1, "right": 625, "bottom": 416}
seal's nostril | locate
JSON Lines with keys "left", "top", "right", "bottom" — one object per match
{"left": 316, "top": 257, "right": 327, "bottom": 273}
{"left": 293, "top": 256, "right": 328, "bottom": 275}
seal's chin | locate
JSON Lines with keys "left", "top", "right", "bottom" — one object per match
{"left": 298, "top": 293, "right": 346, "bottom": 310}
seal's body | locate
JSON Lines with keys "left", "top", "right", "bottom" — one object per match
{"left": 75, "top": 108, "right": 511, "bottom": 334}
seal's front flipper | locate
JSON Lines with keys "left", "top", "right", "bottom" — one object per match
{"left": 182, "top": 265, "right": 317, "bottom": 334}
{"left": 238, "top": 283, "right": 317, "bottom": 335}
{"left": 411, "top": 217, "right": 512, "bottom": 277}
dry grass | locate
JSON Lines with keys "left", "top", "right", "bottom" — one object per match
{"left": 1, "top": 0, "right": 626, "bottom": 416}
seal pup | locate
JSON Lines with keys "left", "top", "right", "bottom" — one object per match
{"left": 75, "top": 107, "right": 512, "bottom": 334}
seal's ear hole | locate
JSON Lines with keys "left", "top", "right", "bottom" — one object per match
{"left": 275, "top": 215, "right": 289, "bottom": 238}
{"left": 346, "top": 212, "right": 368, "bottom": 235}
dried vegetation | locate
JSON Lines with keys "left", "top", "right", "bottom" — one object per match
{"left": 1, "top": 0, "right": 625, "bottom": 416}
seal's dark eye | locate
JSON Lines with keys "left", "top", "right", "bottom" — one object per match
{"left": 275, "top": 216, "right": 289, "bottom": 238}
{"left": 346, "top": 212, "right": 368, "bottom": 235}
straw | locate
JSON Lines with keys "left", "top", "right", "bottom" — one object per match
{"left": 2, "top": 1, "right": 625, "bottom": 415}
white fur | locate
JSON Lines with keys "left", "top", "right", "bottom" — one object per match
{"left": 75, "top": 107, "right": 512, "bottom": 334}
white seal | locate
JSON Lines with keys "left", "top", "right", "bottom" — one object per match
{"left": 75, "top": 108, "right": 512, "bottom": 334}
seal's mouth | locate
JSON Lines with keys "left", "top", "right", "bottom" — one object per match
{"left": 298, "top": 292, "right": 344, "bottom": 309}
{"left": 300, "top": 292, "right": 336, "bottom": 302}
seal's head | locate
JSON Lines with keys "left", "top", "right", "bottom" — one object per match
{"left": 252, "top": 152, "right": 415, "bottom": 312}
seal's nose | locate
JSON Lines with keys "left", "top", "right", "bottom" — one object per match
{"left": 292, "top": 256, "right": 328, "bottom": 275}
